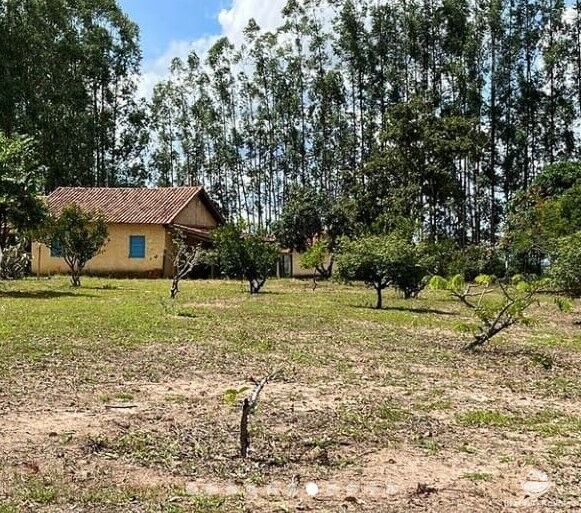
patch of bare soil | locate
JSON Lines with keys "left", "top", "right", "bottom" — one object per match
{"left": 1, "top": 341, "right": 580, "bottom": 512}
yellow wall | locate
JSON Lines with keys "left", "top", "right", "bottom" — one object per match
{"left": 173, "top": 197, "right": 218, "bottom": 227}
{"left": 32, "top": 223, "right": 168, "bottom": 277}
{"left": 289, "top": 250, "right": 333, "bottom": 278}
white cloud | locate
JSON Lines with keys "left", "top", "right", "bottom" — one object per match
{"left": 218, "top": 0, "right": 286, "bottom": 46}
{"left": 137, "top": 36, "right": 218, "bottom": 99}
{"left": 137, "top": 0, "right": 287, "bottom": 98}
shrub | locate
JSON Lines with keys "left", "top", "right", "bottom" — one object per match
{"left": 211, "top": 224, "right": 279, "bottom": 294}
{"left": 548, "top": 233, "right": 581, "bottom": 298}
{"left": 336, "top": 234, "right": 430, "bottom": 308}
{"left": 430, "top": 274, "right": 547, "bottom": 350}
{"left": 0, "top": 241, "right": 29, "bottom": 280}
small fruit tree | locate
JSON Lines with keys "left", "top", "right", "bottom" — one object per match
{"left": 336, "top": 234, "right": 431, "bottom": 308}
{"left": 430, "top": 274, "right": 549, "bottom": 350}
{"left": 41, "top": 204, "right": 108, "bottom": 287}
{"left": 211, "top": 224, "right": 279, "bottom": 294}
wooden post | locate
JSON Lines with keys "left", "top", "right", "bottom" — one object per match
{"left": 37, "top": 244, "right": 41, "bottom": 279}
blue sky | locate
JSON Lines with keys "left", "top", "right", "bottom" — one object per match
{"left": 118, "top": 0, "right": 287, "bottom": 97}
{"left": 118, "top": 0, "right": 224, "bottom": 62}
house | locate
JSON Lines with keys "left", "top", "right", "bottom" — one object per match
{"left": 31, "top": 187, "right": 224, "bottom": 278}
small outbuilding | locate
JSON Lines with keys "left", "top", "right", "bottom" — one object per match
{"left": 31, "top": 186, "right": 224, "bottom": 278}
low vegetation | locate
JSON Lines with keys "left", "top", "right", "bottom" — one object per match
{"left": 429, "top": 274, "right": 554, "bottom": 350}
{"left": 0, "top": 277, "right": 578, "bottom": 512}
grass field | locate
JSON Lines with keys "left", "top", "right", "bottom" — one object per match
{"left": 0, "top": 276, "right": 580, "bottom": 512}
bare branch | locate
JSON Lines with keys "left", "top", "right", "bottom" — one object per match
{"left": 240, "top": 370, "right": 280, "bottom": 459}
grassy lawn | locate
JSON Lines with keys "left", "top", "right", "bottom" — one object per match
{"left": 0, "top": 276, "right": 580, "bottom": 512}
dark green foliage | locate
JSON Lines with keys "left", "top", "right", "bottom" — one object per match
{"left": 448, "top": 244, "right": 506, "bottom": 282}
{"left": 0, "top": 132, "right": 46, "bottom": 251}
{"left": 146, "top": 1, "right": 581, "bottom": 245}
{"left": 0, "top": 241, "right": 29, "bottom": 280}
{"left": 274, "top": 187, "right": 325, "bottom": 253}
{"left": 41, "top": 205, "right": 108, "bottom": 287}
{"left": 274, "top": 186, "right": 353, "bottom": 277}
{"left": 549, "top": 233, "right": 581, "bottom": 298}
{"left": 0, "top": 0, "right": 147, "bottom": 189}
{"left": 336, "top": 234, "right": 432, "bottom": 308}
{"left": 530, "top": 162, "right": 581, "bottom": 197}
{"left": 211, "top": 224, "right": 279, "bottom": 294}
{"left": 505, "top": 162, "right": 581, "bottom": 273}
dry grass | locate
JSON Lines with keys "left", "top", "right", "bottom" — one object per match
{"left": 0, "top": 277, "right": 579, "bottom": 512}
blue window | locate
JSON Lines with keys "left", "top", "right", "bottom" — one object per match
{"left": 50, "top": 241, "right": 63, "bottom": 258}
{"left": 129, "top": 235, "right": 146, "bottom": 259}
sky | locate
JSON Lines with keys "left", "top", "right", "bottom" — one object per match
{"left": 118, "top": 0, "right": 287, "bottom": 98}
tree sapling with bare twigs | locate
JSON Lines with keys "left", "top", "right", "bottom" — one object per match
{"left": 239, "top": 370, "right": 280, "bottom": 459}
{"left": 170, "top": 229, "right": 201, "bottom": 299}
{"left": 429, "top": 274, "right": 550, "bottom": 350}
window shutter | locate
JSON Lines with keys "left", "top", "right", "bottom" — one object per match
{"left": 129, "top": 236, "right": 146, "bottom": 258}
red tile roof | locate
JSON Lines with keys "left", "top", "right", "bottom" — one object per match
{"left": 46, "top": 187, "right": 221, "bottom": 225}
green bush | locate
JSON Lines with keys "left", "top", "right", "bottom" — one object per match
{"left": 549, "top": 233, "right": 581, "bottom": 298}
{"left": 211, "top": 224, "right": 279, "bottom": 294}
{"left": 504, "top": 162, "right": 581, "bottom": 274}
{"left": 40, "top": 204, "right": 108, "bottom": 287}
{"left": 336, "top": 234, "right": 430, "bottom": 308}
{"left": 0, "top": 241, "right": 29, "bottom": 280}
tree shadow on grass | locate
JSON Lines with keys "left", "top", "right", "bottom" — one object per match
{"left": 0, "top": 290, "right": 97, "bottom": 299}
{"left": 352, "top": 304, "right": 456, "bottom": 316}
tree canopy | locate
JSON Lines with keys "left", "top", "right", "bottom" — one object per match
{"left": 211, "top": 224, "right": 279, "bottom": 294}
{"left": 0, "top": 132, "right": 46, "bottom": 251}
{"left": 336, "top": 234, "right": 432, "bottom": 308}
{"left": 41, "top": 205, "right": 108, "bottom": 287}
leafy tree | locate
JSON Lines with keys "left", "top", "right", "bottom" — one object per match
{"left": 144, "top": 0, "right": 581, "bottom": 246}
{"left": 505, "top": 162, "right": 581, "bottom": 273}
{"left": 274, "top": 186, "right": 353, "bottom": 277}
{"left": 336, "top": 234, "right": 431, "bottom": 309}
{"left": 548, "top": 233, "right": 581, "bottom": 298}
{"left": 0, "top": 132, "right": 46, "bottom": 268}
{"left": 41, "top": 205, "right": 108, "bottom": 287}
{"left": 448, "top": 243, "right": 506, "bottom": 282}
{"left": 430, "top": 274, "right": 547, "bottom": 350}
{"left": 0, "top": 0, "right": 146, "bottom": 189}
{"left": 211, "top": 224, "right": 279, "bottom": 294}
{"left": 299, "top": 239, "right": 328, "bottom": 290}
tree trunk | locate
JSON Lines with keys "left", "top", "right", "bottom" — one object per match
{"left": 71, "top": 272, "right": 81, "bottom": 288}
{"left": 240, "top": 398, "right": 251, "bottom": 458}
{"left": 249, "top": 279, "right": 265, "bottom": 294}
{"left": 170, "top": 276, "right": 179, "bottom": 299}
{"left": 375, "top": 286, "right": 383, "bottom": 310}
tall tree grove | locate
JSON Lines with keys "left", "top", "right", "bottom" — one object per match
{"left": 0, "top": 0, "right": 149, "bottom": 190}
{"left": 147, "top": 0, "right": 581, "bottom": 245}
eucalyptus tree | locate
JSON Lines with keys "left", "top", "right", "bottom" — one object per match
{"left": 0, "top": 0, "right": 144, "bottom": 189}
{"left": 142, "top": 0, "right": 581, "bottom": 246}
